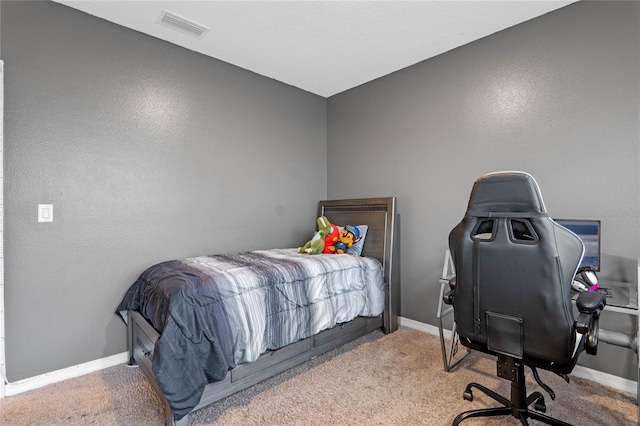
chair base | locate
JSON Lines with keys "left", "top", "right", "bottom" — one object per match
{"left": 453, "top": 359, "right": 572, "bottom": 426}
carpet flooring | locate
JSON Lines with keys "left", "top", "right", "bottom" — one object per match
{"left": 0, "top": 328, "right": 637, "bottom": 425}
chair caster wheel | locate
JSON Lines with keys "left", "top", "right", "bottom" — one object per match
{"left": 463, "top": 390, "right": 473, "bottom": 402}
{"left": 534, "top": 399, "right": 546, "bottom": 413}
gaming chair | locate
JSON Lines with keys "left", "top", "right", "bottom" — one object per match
{"left": 444, "top": 171, "right": 606, "bottom": 425}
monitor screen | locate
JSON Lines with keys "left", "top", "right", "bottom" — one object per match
{"left": 554, "top": 219, "right": 601, "bottom": 271}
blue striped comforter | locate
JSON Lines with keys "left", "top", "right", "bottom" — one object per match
{"left": 117, "top": 248, "right": 384, "bottom": 420}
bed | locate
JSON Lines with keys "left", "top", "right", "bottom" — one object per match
{"left": 117, "top": 197, "right": 400, "bottom": 425}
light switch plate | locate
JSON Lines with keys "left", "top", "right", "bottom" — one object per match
{"left": 38, "top": 204, "right": 53, "bottom": 222}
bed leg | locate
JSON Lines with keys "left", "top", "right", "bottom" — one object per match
{"left": 126, "top": 311, "right": 136, "bottom": 365}
{"left": 383, "top": 284, "right": 399, "bottom": 334}
{"left": 172, "top": 415, "right": 189, "bottom": 426}
{"left": 164, "top": 399, "right": 189, "bottom": 426}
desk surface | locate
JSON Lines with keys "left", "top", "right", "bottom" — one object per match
{"left": 599, "top": 279, "right": 638, "bottom": 309}
{"left": 572, "top": 279, "right": 638, "bottom": 314}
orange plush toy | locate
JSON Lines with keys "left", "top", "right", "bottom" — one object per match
{"left": 323, "top": 224, "right": 340, "bottom": 254}
{"left": 334, "top": 225, "right": 361, "bottom": 254}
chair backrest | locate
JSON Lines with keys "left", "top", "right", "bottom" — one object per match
{"left": 449, "top": 172, "right": 584, "bottom": 367}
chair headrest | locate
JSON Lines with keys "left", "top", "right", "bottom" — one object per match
{"left": 466, "top": 171, "right": 547, "bottom": 217}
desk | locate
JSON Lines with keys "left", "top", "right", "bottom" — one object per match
{"left": 587, "top": 279, "right": 638, "bottom": 314}
{"left": 436, "top": 251, "right": 470, "bottom": 372}
{"left": 437, "top": 274, "right": 470, "bottom": 371}
{"left": 591, "top": 276, "right": 639, "bottom": 419}
{"left": 585, "top": 274, "right": 639, "bottom": 409}
{"left": 572, "top": 279, "right": 638, "bottom": 350}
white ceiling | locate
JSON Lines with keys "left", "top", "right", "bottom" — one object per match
{"left": 54, "top": 0, "right": 577, "bottom": 97}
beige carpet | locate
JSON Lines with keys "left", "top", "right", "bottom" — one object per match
{"left": 0, "top": 329, "right": 637, "bottom": 425}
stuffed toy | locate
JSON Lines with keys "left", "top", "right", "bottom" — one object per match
{"left": 335, "top": 225, "right": 361, "bottom": 254}
{"left": 323, "top": 224, "right": 340, "bottom": 254}
{"left": 299, "top": 216, "right": 332, "bottom": 255}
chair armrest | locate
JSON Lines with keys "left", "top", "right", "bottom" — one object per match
{"left": 443, "top": 277, "right": 456, "bottom": 305}
{"left": 448, "top": 277, "right": 456, "bottom": 290}
{"left": 576, "top": 291, "right": 606, "bottom": 314}
{"left": 575, "top": 292, "right": 607, "bottom": 355}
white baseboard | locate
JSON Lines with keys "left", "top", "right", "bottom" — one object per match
{"left": 399, "top": 316, "right": 444, "bottom": 337}
{"left": 3, "top": 319, "right": 637, "bottom": 400}
{"left": 3, "top": 351, "right": 129, "bottom": 397}
{"left": 571, "top": 364, "right": 638, "bottom": 398}
{"left": 399, "top": 316, "right": 638, "bottom": 398}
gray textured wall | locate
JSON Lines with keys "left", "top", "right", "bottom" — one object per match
{"left": 1, "top": 1, "right": 327, "bottom": 381}
{"left": 327, "top": 1, "right": 639, "bottom": 380}
{"left": 1, "top": 0, "right": 638, "bottom": 385}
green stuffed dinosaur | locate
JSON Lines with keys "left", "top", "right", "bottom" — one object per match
{"left": 299, "top": 216, "right": 332, "bottom": 254}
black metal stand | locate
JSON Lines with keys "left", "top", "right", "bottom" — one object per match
{"left": 452, "top": 356, "right": 572, "bottom": 426}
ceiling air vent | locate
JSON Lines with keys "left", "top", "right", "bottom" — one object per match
{"left": 157, "top": 10, "right": 210, "bottom": 39}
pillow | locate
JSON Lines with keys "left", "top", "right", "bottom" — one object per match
{"left": 337, "top": 225, "right": 368, "bottom": 256}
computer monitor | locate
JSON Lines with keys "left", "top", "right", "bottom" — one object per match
{"left": 554, "top": 219, "right": 601, "bottom": 272}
